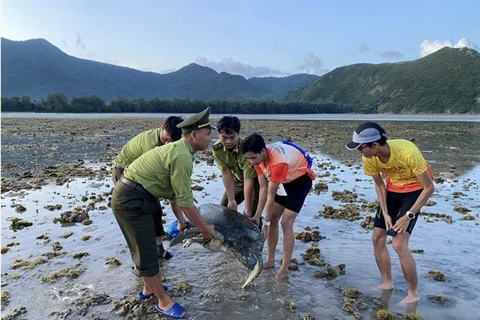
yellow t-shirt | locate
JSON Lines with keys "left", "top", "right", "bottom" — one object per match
{"left": 363, "top": 139, "right": 432, "bottom": 193}
{"left": 123, "top": 138, "right": 195, "bottom": 208}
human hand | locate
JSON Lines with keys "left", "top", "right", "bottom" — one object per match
{"left": 200, "top": 224, "right": 216, "bottom": 239}
{"left": 177, "top": 220, "right": 191, "bottom": 232}
{"left": 249, "top": 216, "right": 260, "bottom": 227}
{"left": 243, "top": 210, "right": 252, "bottom": 218}
{"left": 392, "top": 216, "right": 410, "bottom": 234}
{"left": 227, "top": 200, "right": 238, "bottom": 211}
{"left": 384, "top": 214, "right": 393, "bottom": 230}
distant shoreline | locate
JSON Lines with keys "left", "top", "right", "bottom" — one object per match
{"left": 2, "top": 112, "right": 480, "bottom": 122}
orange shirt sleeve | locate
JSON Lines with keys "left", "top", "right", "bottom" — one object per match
{"left": 254, "top": 165, "right": 263, "bottom": 175}
{"left": 269, "top": 163, "right": 288, "bottom": 183}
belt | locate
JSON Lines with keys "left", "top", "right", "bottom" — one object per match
{"left": 120, "top": 176, "right": 149, "bottom": 194}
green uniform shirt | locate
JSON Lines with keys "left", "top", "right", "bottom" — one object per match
{"left": 123, "top": 138, "right": 195, "bottom": 208}
{"left": 212, "top": 138, "right": 257, "bottom": 181}
{"left": 115, "top": 128, "right": 161, "bottom": 168}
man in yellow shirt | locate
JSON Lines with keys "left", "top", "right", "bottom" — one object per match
{"left": 111, "top": 107, "right": 217, "bottom": 318}
{"left": 346, "top": 122, "right": 435, "bottom": 304}
{"left": 112, "top": 116, "right": 184, "bottom": 259}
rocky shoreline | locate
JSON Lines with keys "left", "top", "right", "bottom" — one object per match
{"left": 1, "top": 117, "right": 479, "bottom": 320}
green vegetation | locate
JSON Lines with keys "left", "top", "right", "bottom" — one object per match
{"left": 2, "top": 38, "right": 478, "bottom": 113}
{"left": 1, "top": 94, "right": 350, "bottom": 114}
{"left": 289, "top": 47, "right": 480, "bottom": 113}
{"left": 1, "top": 38, "right": 318, "bottom": 102}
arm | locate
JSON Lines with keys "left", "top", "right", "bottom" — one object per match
{"left": 408, "top": 171, "right": 435, "bottom": 213}
{"left": 393, "top": 171, "right": 435, "bottom": 233}
{"left": 181, "top": 206, "right": 216, "bottom": 239}
{"left": 243, "top": 178, "right": 254, "bottom": 217}
{"left": 372, "top": 174, "right": 392, "bottom": 230}
{"left": 169, "top": 201, "right": 188, "bottom": 231}
{"left": 221, "top": 169, "right": 237, "bottom": 211}
{"left": 169, "top": 154, "right": 215, "bottom": 238}
{"left": 264, "top": 180, "right": 280, "bottom": 223}
{"left": 252, "top": 174, "right": 268, "bottom": 222}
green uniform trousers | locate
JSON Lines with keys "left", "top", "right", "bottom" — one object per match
{"left": 111, "top": 181, "right": 160, "bottom": 277}
{"left": 220, "top": 176, "right": 260, "bottom": 215}
{"left": 112, "top": 165, "right": 165, "bottom": 237}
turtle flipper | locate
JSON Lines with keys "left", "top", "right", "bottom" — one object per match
{"left": 169, "top": 228, "right": 201, "bottom": 246}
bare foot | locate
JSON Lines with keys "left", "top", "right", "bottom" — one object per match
{"left": 400, "top": 294, "right": 420, "bottom": 304}
{"left": 377, "top": 282, "right": 394, "bottom": 290}
{"left": 275, "top": 271, "right": 289, "bottom": 282}
{"left": 263, "top": 261, "right": 275, "bottom": 270}
{"left": 142, "top": 289, "right": 153, "bottom": 296}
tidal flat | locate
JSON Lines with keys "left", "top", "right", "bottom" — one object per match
{"left": 1, "top": 116, "right": 479, "bottom": 320}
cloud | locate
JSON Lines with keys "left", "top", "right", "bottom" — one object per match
{"left": 61, "top": 40, "right": 68, "bottom": 47}
{"left": 358, "top": 43, "right": 370, "bottom": 53}
{"left": 194, "top": 57, "right": 285, "bottom": 78}
{"left": 380, "top": 50, "right": 405, "bottom": 61}
{"left": 76, "top": 32, "right": 86, "bottom": 51}
{"left": 419, "top": 38, "right": 478, "bottom": 57}
{"left": 193, "top": 52, "right": 329, "bottom": 78}
{"left": 295, "top": 52, "right": 329, "bottom": 75}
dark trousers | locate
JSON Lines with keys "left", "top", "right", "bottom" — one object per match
{"left": 220, "top": 176, "right": 260, "bottom": 215}
{"left": 112, "top": 165, "right": 165, "bottom": 237}
{"left": 111, "top": 181, "right": 159, "bottom": 277}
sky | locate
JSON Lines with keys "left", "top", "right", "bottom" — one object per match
{"left": 2, "top": 0, "right": 479, "bottom": 78}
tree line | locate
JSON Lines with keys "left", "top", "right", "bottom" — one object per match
{"left": 1, "top": 93, "right": 352, "bottom": 114}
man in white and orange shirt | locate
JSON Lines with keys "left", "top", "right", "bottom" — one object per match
{"left": 241, "top": 133, "right": 314, "bottom": 281}
{"left": 346, "top": 122, "right": 435, "bottom": 304}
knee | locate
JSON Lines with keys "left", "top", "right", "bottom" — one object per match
{"left": 391, "top": 240, "right": 409, "bottom": 255}
{"left": 268, "top": 214, "right": 280, "bottom": 223}
{"left": 280, "top": 217, "right": 295, "bottom": 230}
{"left": 372, "top": 232, "right": 386, "bottom": 247}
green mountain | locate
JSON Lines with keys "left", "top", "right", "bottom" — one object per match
{"left": 0, "top": 38, "right": 318, "bottom": 102}
{"left": 289, "top": 47, "right": 480, "bottom": 113}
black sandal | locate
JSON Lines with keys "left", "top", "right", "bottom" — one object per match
{"left": 157, "top": 244, "right": 173, "bottom": 260}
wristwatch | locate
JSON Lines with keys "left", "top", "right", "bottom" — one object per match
{"left": 406, "top": 211, "right": 416, "bottom": 220}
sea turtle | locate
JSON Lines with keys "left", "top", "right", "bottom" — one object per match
{"left": 170, "top": 203, "right": 265, "bottom": 288}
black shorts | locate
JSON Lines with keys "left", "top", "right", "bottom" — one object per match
{"left": 374, "top": 189, "right": 422, "bottom": 234}
{"left": 274, "top": 174, "right": 312, "bottom": 213}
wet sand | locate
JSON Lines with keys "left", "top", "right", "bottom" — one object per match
{"left": 1, "top": 116, "right": 479, "bottom": 320}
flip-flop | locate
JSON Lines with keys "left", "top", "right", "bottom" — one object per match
{"left": 137, "top": 285, "right": 169, "bottom": 300}
{"left": 154, "top": 303, "right": 187, "bottom": 319}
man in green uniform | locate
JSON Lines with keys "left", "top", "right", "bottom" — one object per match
{"left": 112, "top": 116, "right": 185, "bottom": 259}
{"left": 111, "top": 107, "right": 217, "bottom": 319}
{"left": 212, "top": 116, "right": 261, "bottom": 226}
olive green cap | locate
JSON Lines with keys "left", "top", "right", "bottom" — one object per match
{"left": 177, "top": 107, "right": 216, "bottom": 133}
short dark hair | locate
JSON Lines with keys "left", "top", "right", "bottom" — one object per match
{"left": 163, "top": 116, "right": 183, "bottom": 141}
{"left": 366, "top": 135, "right": 388, "bottom": 147}
{"left": 217, "top": 116, "right": 241, "bottom": 134}
{"left": 240, "top": 133, "right": 266, "bottom": 154}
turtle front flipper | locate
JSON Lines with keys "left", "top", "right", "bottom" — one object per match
{"left": 169, "top": 228, "right": 201, "bottom": 246}
{"left": 242, "top": 253, "right": 263, "bottom": 289}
